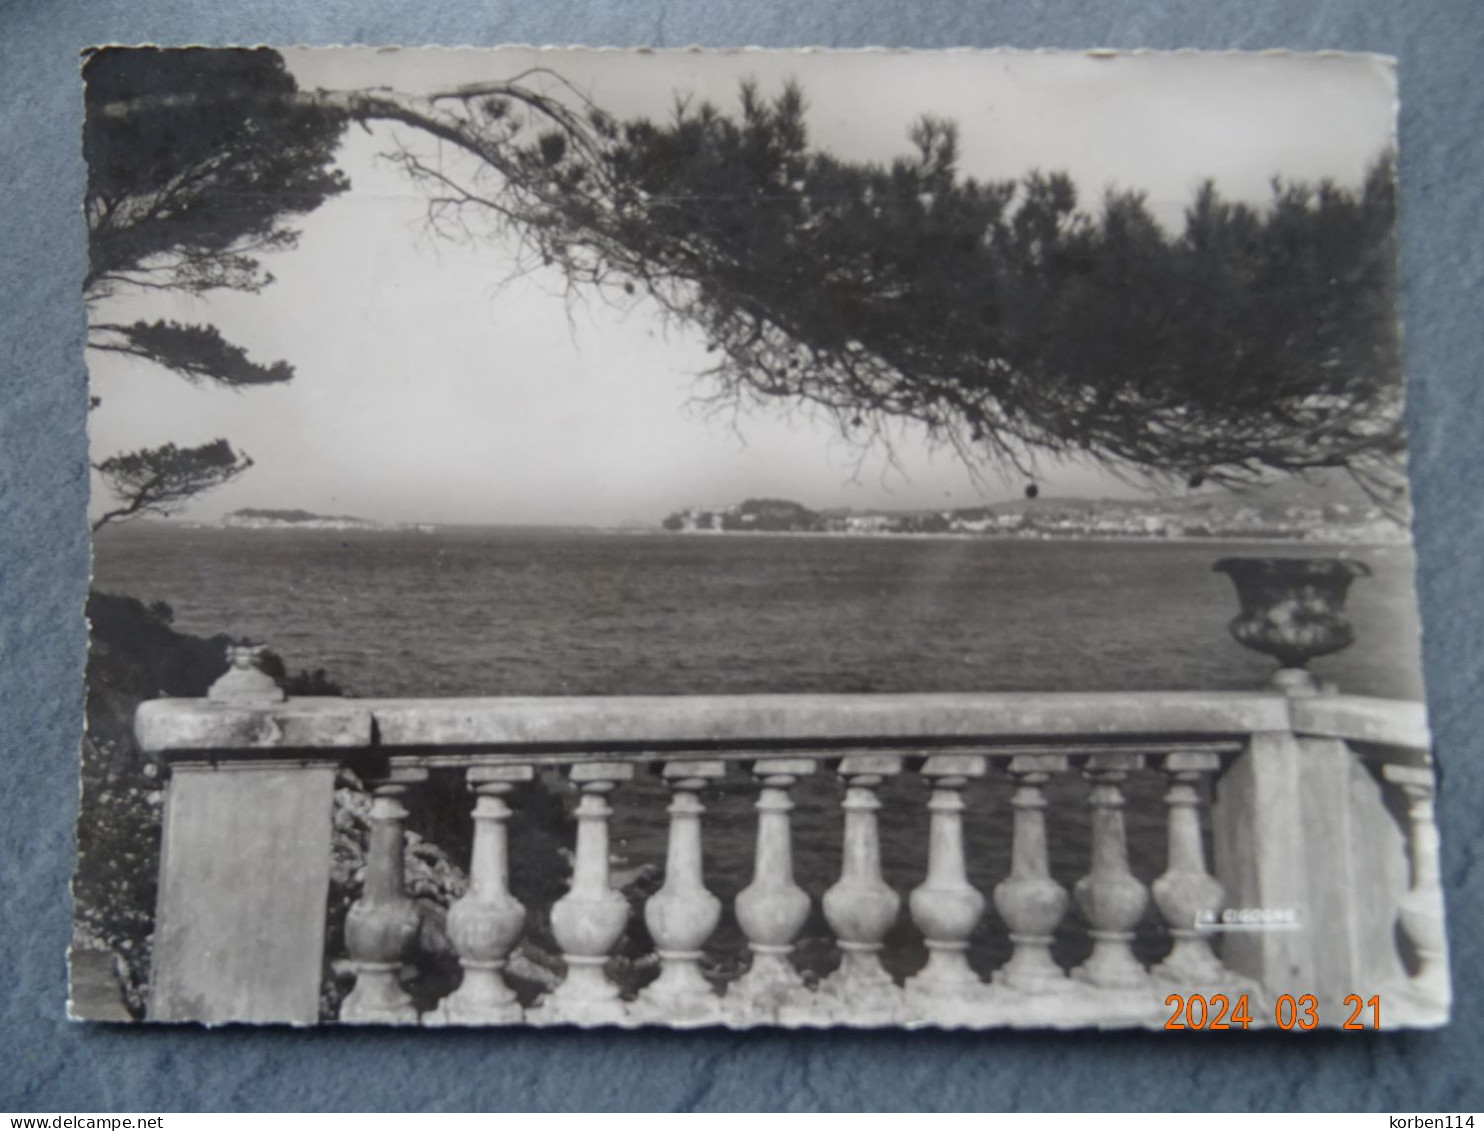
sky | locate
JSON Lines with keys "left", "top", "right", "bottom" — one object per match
{"left": 86, "top": 47, "right": 1398, "bottom": 527}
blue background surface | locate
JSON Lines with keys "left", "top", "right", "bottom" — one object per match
{"left": 3, "top": 0, "right": 1481, "bottom": 1112}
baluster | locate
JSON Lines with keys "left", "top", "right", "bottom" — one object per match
{"left": 1382, "top": 763, "right": 1450, "bottom": 1011}
{"left": 636, "top": 759, "right": 726, "bottom": 1024}
{"left": 430, "top": 765, "right": 533, "bottom": 1025}
{"left": 992, "top": 754, "right": 1074, "bottom": 995}
{"left": 819, "top": 753, "right": 905, "bottom": 1020}
{"left": 727, "top": 758, "right": 816, "bottom": 1022}
{"left": 906, "top": 754, "right": 993, "bottom": 1018}
{"left": 1072, "top": 752, "right": 1151, "bottom": 992}
{"left": 1150, "top": 751, "right": 1229, "bottom": 987}
{"left": 536, "top": 762, "right": 634, "bottom": 1024}
{"left": 341, "top": 766, "right": 427, "bottom": 1024}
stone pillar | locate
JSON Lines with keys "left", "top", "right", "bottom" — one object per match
{"left": 1382, "top": 763, "right": 1451, "bottom": 1018}
{"left": 1150, "top": 751, "right": 1229, "bottom": 987}
{"left": 1072, "top": 752, "right": 1150, "bottom": 991}
{"left": 728, "top": 758, "right": 816, "bottom": 1021}
{"left": 636, "top": 759, "right": 727, "bottom": 1025}
{"left": 906, "top": 753, "right": 989, "bottom": 1011}
{"left": 149, "top": 761, "right": 337, "bottom": 1024}
{"left": 537, "top": 762, "right": 634, "bottom": 1024}
{"left": 820, "top": 754, "right": 904, "bottom": 1021}
{"left": 430, "top": 765, "right": 533, "bottom": 1025}
{"left": 341, "top": 767, "right": 427, "bottom": 1024}
{"left": 1211, "top": 731, "right": 1315, "bottom": 993}
{"left": 1214, "top": 728, "right": 1409, "bottom": 1012}
{"left": 992, "top": 753, "right": 1074, "bottom": 995}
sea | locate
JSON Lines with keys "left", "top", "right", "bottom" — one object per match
{"left": 91, "top": 524, "right": 1427, "bottom": 974}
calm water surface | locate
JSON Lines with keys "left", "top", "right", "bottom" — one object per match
{"left": 93, "top": 525, "right": 1423, "bottom": 700}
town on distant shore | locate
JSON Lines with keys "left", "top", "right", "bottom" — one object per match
{"left": 661, "top": 482, "right": 1406, "bottom": 544}
{"left": 212, "top": 478, "right": 1404, "bottom": 543}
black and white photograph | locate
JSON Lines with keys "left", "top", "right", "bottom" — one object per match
{"left": 74, "top": 45, "right": 1445, "bottom": 1031}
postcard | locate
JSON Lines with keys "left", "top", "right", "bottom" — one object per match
{"left": 74, "top": 45, "right": 1443, "bottom": 1030}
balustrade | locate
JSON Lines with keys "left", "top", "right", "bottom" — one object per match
{"left": 633, "top": 759, "right": 726, "bottom": 1025}
{"left": 533, "top": 762, "right": 634, "bottom": 1025}
{"left": 904, "top": 754, "right": 990, "bottom": 1022}
{"left": 726, "top": 758, "right": 817, "bottom": 1024}
{"left": 341, "top": 767, "right": 426, "bottom": 1024}
{"left": 1072, "top": 752, "right": 1151, "bottom": 993}
{"left": 136, "top": 685, "right": 1442, "bottom": 1030}
{"left": 992, "top": 753, "right": 1074, "bottom": 1000}
{"left": 818, "top": 754, "right": 905, "bottom": 1022}
{"left": 430, "top": 765, "right": 531, "bottom": 1025}
{"left": 1382, "top": 763, "right": 1451, "bottom": 1019}
{"left": 1150, "top": 751, "right": 1230, "bottom": 988}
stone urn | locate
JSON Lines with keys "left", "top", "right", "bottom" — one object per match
{"left": 1212, "top": 556, "right": 1371, "bottom": 693}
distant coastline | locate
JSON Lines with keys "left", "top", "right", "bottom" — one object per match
{"left": 103, "top": 479, "right": 1406, "bottom": 546}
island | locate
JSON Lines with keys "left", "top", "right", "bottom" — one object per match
{"left": 221, "top": 508, "right": 383, "bottom": 531}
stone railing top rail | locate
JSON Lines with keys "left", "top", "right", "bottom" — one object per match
{"left": 134, "top": 689, "right": 1431, "bottom": 759}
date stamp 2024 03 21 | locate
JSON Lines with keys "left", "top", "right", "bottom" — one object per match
{"left": 1163, "top": 992, "right": 1384, "bottom": 1031}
